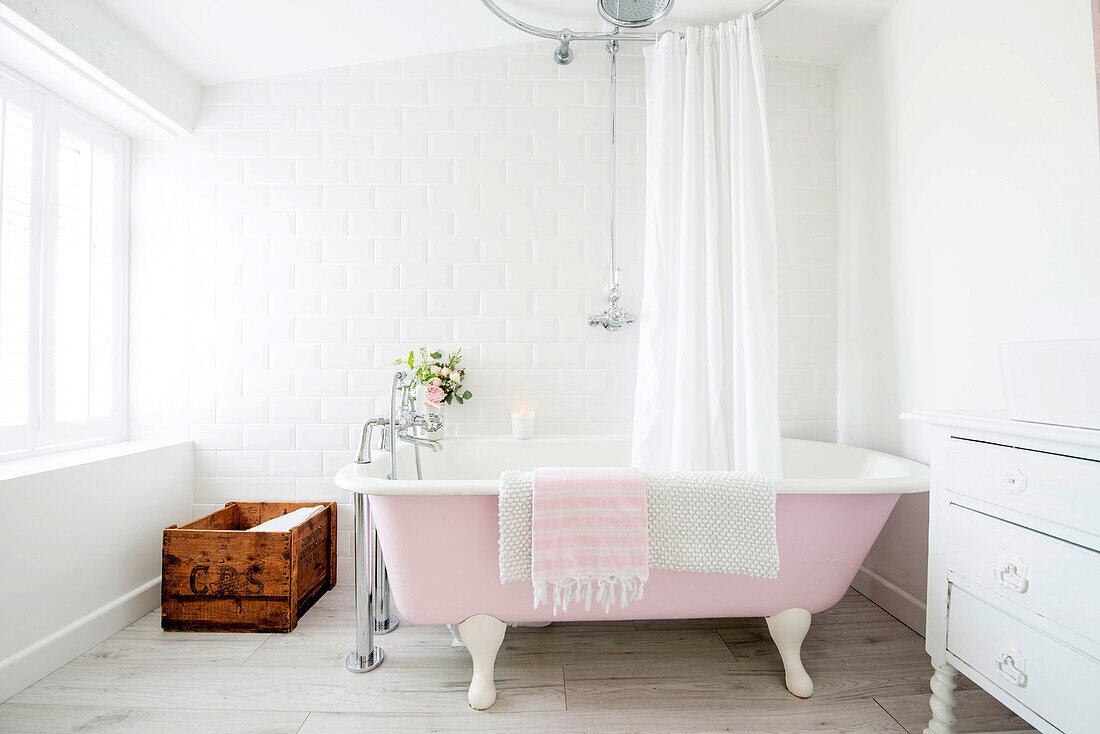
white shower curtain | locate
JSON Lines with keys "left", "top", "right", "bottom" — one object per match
{"left": 631, "top": 16, "right": 782, "bottom": 475}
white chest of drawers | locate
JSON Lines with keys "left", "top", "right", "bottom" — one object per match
{"left": 905, "top": 411, "right": 1100, "bottom": 734}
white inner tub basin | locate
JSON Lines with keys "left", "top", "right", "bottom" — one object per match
{"left": 337, "top": 435, "right": 929, "bottom": 496}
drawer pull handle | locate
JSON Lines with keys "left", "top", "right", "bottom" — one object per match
{"left": 1000, "top": 469, "right": 1027, "bottom": 495}
{"left": 994, "top": 650, "right": 1027, "bottom": 687}
{"left": 993, "top": 558, "right": 1029, "bottom": 593}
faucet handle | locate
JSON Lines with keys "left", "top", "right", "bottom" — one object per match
{"left": 588, "top": 280, "right": 637, "bottom": 331}
{"left": 588, "top": 303, "right": 636, "bottom": 331}
{"left": 409, "top": 412, "right": 442, "bottom": 432}
{"left": 355, "top": 419, "right": 383, "bottom": 464}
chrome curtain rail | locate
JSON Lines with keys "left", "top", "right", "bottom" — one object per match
{"left": 480, "top": 0, "right": 788, "bottom": 45}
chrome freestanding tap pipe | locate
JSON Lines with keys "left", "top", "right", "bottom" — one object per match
{"left": 372, "top": 512, "right": 398, "bottom": 634}
{"left": 345, "top": 491, "right": 383, "bottom": 673}
{"left": 371, "top": 371, "right": 409, "bottom": 635}
{"left": 347, "top": 370, "right": 444, "bottom": 672}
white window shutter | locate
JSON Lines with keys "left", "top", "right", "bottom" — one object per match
{"left": 0, "top": 98, "right": 35, "bottom": 437}
{"left": 0, "top": 67, "right": 128, "bottom": 459}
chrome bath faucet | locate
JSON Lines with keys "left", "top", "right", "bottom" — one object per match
{"left": 355, "top": 370, "right": 443, "bottom": 466}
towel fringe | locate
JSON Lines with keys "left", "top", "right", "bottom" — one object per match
{"left": 533, "top": 574, "right": 648, "bottom": 615}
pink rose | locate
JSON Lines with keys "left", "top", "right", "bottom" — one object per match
{"left": 441, "top": 367, "right": 451, "bottom": 377}
{"left": 430, "top": 365, "right": 442, "bottom": 374}
{"left": 423, "top": 385, "right": 445, "bottom": 407}
{"left": 430, "top": 377, "right": 443, "bottom": 387}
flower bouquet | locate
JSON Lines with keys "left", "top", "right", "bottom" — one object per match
{"left": 394, "top": 348, "right": 473, "bottom": 406}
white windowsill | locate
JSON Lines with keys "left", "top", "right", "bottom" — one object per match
{"left": 0, "top": 439, "right": 192, "bottom": 482}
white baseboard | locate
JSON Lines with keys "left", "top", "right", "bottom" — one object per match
{"left": 0, "top": 577, "right": 160, "bottom": 703}
{"left": 852, "top": 565, "right": 927, "bottom": 635}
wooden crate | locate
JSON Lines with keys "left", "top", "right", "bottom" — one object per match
{"left": 162, "top": 501, "right": 337, "bottom": 632}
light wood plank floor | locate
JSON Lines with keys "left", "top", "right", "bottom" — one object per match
{"left": 0, "top": 588, "right": 1035, "bottom": 734}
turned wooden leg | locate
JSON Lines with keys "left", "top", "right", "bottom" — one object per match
{"left": 458, "top": 614, "right": 507, "bottom": 710}
{"left": 923, "top": 662, "right": 958, "bottom": 734}
{"left": 765, "top": 608, "right": 814, "bottom": 698}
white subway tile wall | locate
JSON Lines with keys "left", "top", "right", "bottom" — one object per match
{"left": 130, "top": 43, "right": 838, "bottom": 573}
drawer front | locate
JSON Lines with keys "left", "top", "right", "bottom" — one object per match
{"left": 944, "top": 438, "right": 1100, "bottom": 539}
{"left": 948, "top": 505, "right": 1100, "bottom": 642}
{"left": 948, "top": 585, "right": 1100, "bottom": 734}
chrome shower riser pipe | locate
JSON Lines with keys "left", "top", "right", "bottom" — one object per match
{"left": 485, "top": 0, "right": 789, "bottom": 328}
{"left": 608, "top": 37, "right": 617, "bottom": 288}
{"left": 587, "top": 37, "right": 636, "bottom": 332}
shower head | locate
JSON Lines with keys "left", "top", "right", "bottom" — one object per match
{"left": 597, "top": 0, "right": 674, "bottom": 28}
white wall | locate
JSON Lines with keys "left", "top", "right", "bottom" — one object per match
{"left": 129, "top": 41, "right": 841, "bottom": 569}
{"left": 837, "top": 0, "right": 1100, "bottom": 630}
{"left": 0, "top": 442, "right": 193, "bottom": 702}
{"left": 0, "top": 0, "right": 200, "bottom": 134}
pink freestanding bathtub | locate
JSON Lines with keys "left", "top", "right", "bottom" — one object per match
{"left": 336, "top": 436, "right": 928, "bottom": 709}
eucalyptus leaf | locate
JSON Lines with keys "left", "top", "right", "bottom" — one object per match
{"left": 462, "top": 390, "right": 472, "bottom": 399}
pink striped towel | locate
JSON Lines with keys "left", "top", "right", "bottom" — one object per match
{"left": 531, "top": 467, "right": 649, "bottom": 615}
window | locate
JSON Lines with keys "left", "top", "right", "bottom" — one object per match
{"left": 0, "top": 68, "right": 128, "bottom": 459}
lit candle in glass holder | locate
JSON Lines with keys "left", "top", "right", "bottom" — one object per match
{"left": 510, "top": 408, "right": 535, "bottom": 440}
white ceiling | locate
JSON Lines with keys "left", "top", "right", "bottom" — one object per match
{"left": 96, "top": 0, "right": 899, "bottom": 85}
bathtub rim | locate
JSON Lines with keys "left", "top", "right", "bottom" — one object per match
{"left": 335, "top": 436, "right": 929, "bottom": 497}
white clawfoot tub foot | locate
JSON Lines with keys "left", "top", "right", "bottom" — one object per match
{"left": 922, "top": 662, "right": 958, "bottom": 734}
{"left": 765, "top": 607, "right": 814, "bottom": 698}
{"left": 458, "top": 614, "right": 507, "bottom": 710}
